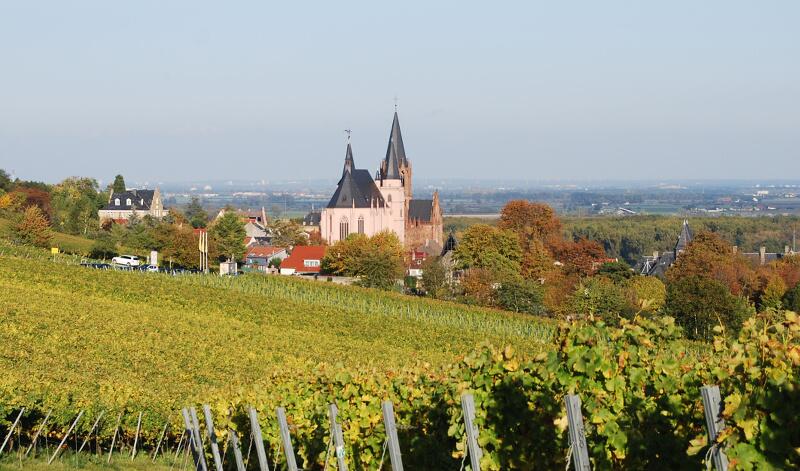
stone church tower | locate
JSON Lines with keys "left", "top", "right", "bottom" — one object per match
{"left": 320, "top": 111, "right": 443, "bottom": 249}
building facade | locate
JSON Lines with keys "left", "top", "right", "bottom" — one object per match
{"left": 320, "top": 112, "right": 444, "bottom": 249}
{"left": 98, "top": 188, "right": 166, "bottom": 223}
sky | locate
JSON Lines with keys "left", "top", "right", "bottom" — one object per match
{"left": 1, "top": 1, "right": 798, "bottom": 184}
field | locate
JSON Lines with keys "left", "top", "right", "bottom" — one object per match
{"left": 1, "top": 242, "right": 795, "bottom": 469}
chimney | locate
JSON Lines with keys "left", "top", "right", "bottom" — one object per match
{"left": 759, "top": 246, "right": 766, "bottom": 265}
{"left": 732, "top": 246, "right": 738, "bottom": 254}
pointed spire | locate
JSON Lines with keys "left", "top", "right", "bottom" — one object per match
{"left": 342, "top": 142, "right": 354, "bottom": 176}
{"left": 675, "top": 219, "right": 693, "bottom": 253}
{"left": 382, "top": 111, "right": 407, "bottom": 180}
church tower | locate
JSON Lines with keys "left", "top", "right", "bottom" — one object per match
{"left": 378, "top": 111, "right": 410, "bottom": 243}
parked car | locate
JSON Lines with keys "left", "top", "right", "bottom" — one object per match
{"left": 138, "top": 264, "right": 159, "bottom": 272}
{"left": 111, "top": 255, "right": 141, "bottom": 266}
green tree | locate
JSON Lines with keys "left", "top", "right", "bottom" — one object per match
{"left": 89, "top": 232, "right": 118, "bottom": 259}
{"left": 112, "top": 174, "right": 126, "bottom": 193}
{"left": 209, "top": 210, "right": 246, "bottom": 262}
{"left": 420, "top": 256, "right": 448, "bottom": 298}
{"left": 0, "top": 169, "right": 11, "bottom": 192}
{"left": 567, "top": 277, "right": 633, "bottom": 323}
{"left": 665, "top": 275, "right": 752, "bottom": 341}
{"left": 495, "top": 278, "right": 545, "bottom": 315}
{"left": 13, "top": 205, "right": 53, "bottom": 247}
{"left": 185, "top": 197, "right": 209, "bottom": 229}
{"left": 322, "top": 231, "right": 405, "bottom": 290}
{"left": 783, "top": 282, "right": 800, "bottom": 312}
{"left": 50, "top": 177, "right": 104, "bottom": 235}
{"left": 626, "top": 276, "right": 666, "bottom": 312}
{"left": 596, "top": 260, "right": 633, "bottom": 284}
{"left": 269, "top": 219, "right": 307, "bottom": 247}
{"left": 759, "top": 275, "right": 786, "bottom": 311}
{"left": 454, "top": 224, "right": 522, "bottom": 279}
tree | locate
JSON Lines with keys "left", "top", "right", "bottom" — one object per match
{"left": 495, "top": 278, "right": 546, "bottom": 315}
{"left": 461, "top": 268, "right": 497, "bottom": 306}
{"left": 498, "top": 200, "right": 561, "bottom": 242}
{"left": 112, "top": 175, "right": 126, "bottom": 193}
{"left": 420, "top": 256, "right": 448, "bottom": 298}
{"left": 665, "top": 275, "right": 752, "bottom": 341}
{"left": 567, "top": 277, "right": 633, "bottom": 323}
{"left": 550, "top": 237, "right": 607, "bottom": 277}
{"left": 321, "top": 231, "right": 405, "bottom": 290}
{"left": 209, "top": 210, "right": 246, "bottom": 262}
{"left": 783, "top": 282, "right": 800, "bottom": 312}
{"left": 50, "top": 177, "right": 104, "bottom": 235}
{"left": 666, "top": 231, "right": 757, "bottom": 297}
{"left": 269, "top": 219, "right": 307, "bottom": 247}
{"left": 521, "top": 238, "right": 557, "bottom": 281}
{"left": 89, "top": 232, "right": 118, "bottom": 259}
{"left": 759, "top": 275, "right": 787, "bottom": 311}
{"left": 185, "top": 197, "right": 209, "bottom": 229}
{"left": 454, "top": 224, "right": 522, "bottom": 279}
{"left": 0, "top": 169, "right": 11, "bottom": 192}
{"left": 626, "top": 276, "right": 666, "bottom": 313}
{"left": 13, "top": 205, "right": 53, "bottom": 247}
{"left": 596, "top": 260, "right": 634, "bottom": 284}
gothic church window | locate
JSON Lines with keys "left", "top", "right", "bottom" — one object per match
{"left": 357, "top": 216, "right": 364, "bottom": 234}
{"left": 339, "top": 217, "right": 349, "bottom": 240}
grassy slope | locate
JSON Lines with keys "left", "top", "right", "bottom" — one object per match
{"left": 0, "top": 248, "right": 553, "bottom": 418}
{"left": 0, "top": 217, "right": 94, "bottom": 255}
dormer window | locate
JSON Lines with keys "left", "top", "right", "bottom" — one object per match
{"left": 126, "top": 198, "right": 132, "bottom": 206}
{"left": 140, "top": 199, "right": 144, "bottom": 205}
{"left": 114, "top": 198, "right": 120, "bottom": 206}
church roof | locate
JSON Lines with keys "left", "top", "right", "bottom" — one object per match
{"left": 381, "top": 112, "right": 407, "bottom": 180}
{"left": 675, "top": 219, "right": 693, "bottom": 252}
{"left": 327, "top": 143, "right": 385, "bottom": 209}
{"left": 408, "top": 199, "right": 433, "bottom": 222}
{"left": 441, "top": 232, "right": 458, "bottom": 256}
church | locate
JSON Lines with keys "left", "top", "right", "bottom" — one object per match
{"left": 320, "top": 112, "right": 444, "bottom": 251}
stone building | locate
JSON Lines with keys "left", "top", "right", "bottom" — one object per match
{"left": 98, "top": 188, "right": 166, "bottom": 223}
{"left": 320, "top": 112, "right": 444, "bottom": 249}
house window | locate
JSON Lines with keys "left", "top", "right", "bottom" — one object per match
{"left": 357, "top": 216, "right": 364, "bottom": 234}
{"left": 126, "top": 198, "right": 132, "bottom": 206}
{"left": 114, "top": 198, "right": 120, "bottom": 206}
{"left": 339, "top": 217, "right": 349, "bottom": 240}
{"left": 304, "top": 259, "right": 320, "bottom": 267}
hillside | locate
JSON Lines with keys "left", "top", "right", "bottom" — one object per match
{"left": 0, "top": 244, "right": 553, "bottom": 414}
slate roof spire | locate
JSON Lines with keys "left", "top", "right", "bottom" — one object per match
{"left": 675, "top": 219, "right": 693, "bottom": 253}
{"left": 382, "top": 111, "right": 407, "bottom": 180}
{"left": 342, "top": 141, "right": 354, "bottom": 176}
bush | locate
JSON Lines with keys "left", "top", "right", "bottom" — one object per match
{"left": 567, "top": 277, "right": 634, "bottom": 323}
{"left": 12, "top": 205, "right": 52, "bottom": 248}
{"left": 781, "top": 282, "right": 800, "bottom": 312}
{"left": 665, "top": 275, "right": 752, "bottom": 341}
{"left": 495, "top": 278, "right": 546, "bottom": 315}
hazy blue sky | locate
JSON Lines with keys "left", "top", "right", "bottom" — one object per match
{"left": 1, "top": 1, "right": 798, "bottom": 184}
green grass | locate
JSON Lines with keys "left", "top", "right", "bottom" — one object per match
{"left": 0, "top": 454, "right": 172, "bottom": 470}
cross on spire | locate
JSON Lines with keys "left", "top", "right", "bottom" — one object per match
{"left": 393, "top": 95, "right": 398, "bottom": 112}
{"left": 344, "top": 129, "right": 352, "bottom": 143}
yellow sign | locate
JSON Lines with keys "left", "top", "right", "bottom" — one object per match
{"left": 51, "top": 247, "right": 59, "bottom": 254}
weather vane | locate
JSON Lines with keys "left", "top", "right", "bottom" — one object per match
{"left": 344, "top": 129, "right": 352, "bottom": 142}
{"left": 394, "top": 95, "right": 398, "bottom": 112}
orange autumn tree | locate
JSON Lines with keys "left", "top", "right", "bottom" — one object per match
{"left": 498, "top": 200, "right": 562, "bottom": 280}
{"left": 666, "top": 231, "right": 757, "bottom": 297}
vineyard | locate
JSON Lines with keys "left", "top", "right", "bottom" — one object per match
{"left": 0, "top": 244, "right": 798, "bottom": 469}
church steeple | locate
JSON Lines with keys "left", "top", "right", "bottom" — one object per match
{"left": 381, "top": 111, "right": 407, "bottom": 180}
{"left": 342, "top": 141, "right": 354, "bottom": 176}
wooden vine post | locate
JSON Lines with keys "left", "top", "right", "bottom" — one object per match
{"left": 565, "top": 394, "right": 591, "bottom": 471}
{"left": 701, "top": 385, "right": 729, "bottom": 471}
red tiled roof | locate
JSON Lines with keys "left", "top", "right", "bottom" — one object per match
{"left": 246, "top": 246, "right": 287, "bottom": 258}
{"left": 280, "top": 246, "right": 326, "bottom": 273}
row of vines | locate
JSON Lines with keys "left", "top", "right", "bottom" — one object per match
{"left": 2, "top": 313, "right": 797, "bottom": 469}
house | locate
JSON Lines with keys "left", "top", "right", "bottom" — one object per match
{"left": 245, "top": 246, "right": 288, "bottom": 272}
{"left": 635, "top": 219, "right": 692, "bottom": 277}
{"left": 98, "top": 188, "right": 166, "bottom": 223}
{"left": 320, "top": 111, "right": 444, "bottom": 249}
{"left": 407, "top": 249, "right": 428, "bottom": 278}
{"left": 302, "top": 210, "right": 321, "bottom": 233}
{"left": 279, "top": 246, "right": 327, "bottom": 275}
